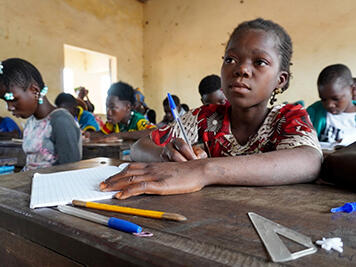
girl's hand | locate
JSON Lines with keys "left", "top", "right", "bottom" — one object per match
{"left": 82, "top": 131, "right": 91, "bottom": 143}
{"left": 100, "top": 161, "right": 208, "bottom": 199}
{"left": 160, "top": 138, "right": 208, "bottom": 162}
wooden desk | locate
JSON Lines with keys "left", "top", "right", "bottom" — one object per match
{"left": 82, "top": 141, "right": 132, "bottom": 160}
{"left": 0, "top": 157, "right": 355, "bottom": 266}
{"left": 0, "top": 140, "right": 26, "bottom": 168}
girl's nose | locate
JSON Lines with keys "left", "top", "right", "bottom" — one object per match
{"left": 234, "top": 63, "right": 251, "bottom": 78}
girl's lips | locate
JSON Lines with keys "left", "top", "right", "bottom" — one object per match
{"left": 230, "top": 82, "right": 250, "bottom": 94}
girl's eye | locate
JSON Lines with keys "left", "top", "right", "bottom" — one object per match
{"left": 223, "top": 56, "right": 237, "bottom": 64}
{"left": 255, "top": 59, "right": 268, "bottom": 66}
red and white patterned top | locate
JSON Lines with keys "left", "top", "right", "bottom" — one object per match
{"left": 151, "top": 103, "right": 321, "bottom": 157}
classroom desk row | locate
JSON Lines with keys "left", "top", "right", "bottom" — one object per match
{"left": 0, "top": 140, "right": 132, "bottom": 169}
{"left": 0, "top": 157, "right": 355, "bottom": 266}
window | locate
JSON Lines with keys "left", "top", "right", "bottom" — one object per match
{"left": 63, "top": 45, "right": 117, "bottom": 114}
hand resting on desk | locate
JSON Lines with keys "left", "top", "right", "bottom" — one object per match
{"left": 100, "top": 146, "right": 321, "bottom": 200}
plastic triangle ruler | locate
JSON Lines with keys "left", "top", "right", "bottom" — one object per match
{"left": 248, "top": 212, "right": 317, "bottom": 262}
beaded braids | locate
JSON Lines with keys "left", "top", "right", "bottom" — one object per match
{"left": 0, "top": 58, "right": 48, "bottom": 104}
{"left": 225, "top": 18, "right": 293, "bottom": 105}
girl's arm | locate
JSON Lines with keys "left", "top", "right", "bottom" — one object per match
{"left": 101, "top": 145, "right": 321, "bottom": 199}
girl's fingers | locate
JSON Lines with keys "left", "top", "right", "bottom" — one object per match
{"left": 161, "top": 142, "right": 188, "bottom": 162}
{"left": 101, "top": 163, "right": 149, "bottom": 189}
{"left": 193, "top": 146, "right": 208, "bottom": 159}
{"left": 115, "top": 181, "right": 165, "bottom": 199}
{"left": 101, "top": 173, "right": 155, "bottom": 191}
{"left": 172, "top": 139, "right": 197, "bottom": 160}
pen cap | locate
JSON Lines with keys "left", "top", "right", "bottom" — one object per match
{"left": 167, "top": 93, "right": 176, "bottom": 109}
{"left": 330, "top": 202, "right": 356, "bottom": 213}
{"left": 108, "top": 217, "right": 142, "bottom": 233}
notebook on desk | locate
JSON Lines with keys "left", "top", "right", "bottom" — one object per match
{"left": 30, "top": 163, "right": 129, "bottom": 209}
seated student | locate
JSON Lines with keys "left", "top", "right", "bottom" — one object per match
{"left": 54, "top": 92, "right": 100, "bottom": 132}
{"left": 100, "top": 18, "right": 322, "bottom": 200}
{"left": 0, "top": 58, "right": 81, "bottom": 171}
{"left": 133, "top": 88, "right": 156, "bottom": 124}
{"left": 307, "top": 64, "right": 356, "bottom": 149}
{"left": 156, "top": 95, "right": 185, "bottom": 128}
{"left": 321, "top": 141, "right": 356, "bottom": 189}
{"left": 199, "top": 74, "right": 227, "bottom": 105}
{"left": 75, "top": 86, "right": 95, "bottom": 112}
{"left": 353, "top": 78, "right": 356, "bottom": 101}
{"left": 87, "top": 81, "right": 155, "bottom": 142}
{"left": 0, "top": 116, "right": 21, "bottom": 139}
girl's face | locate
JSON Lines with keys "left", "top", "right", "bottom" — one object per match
{"left": 221, "top": 29, "right": 288, "bottom": 109}
{"left": 318, "top": 78, "right": 354, "bottom": 114}
{"left": 202, "top": 89, "right": 227, "bottom": 105}
{"left": 106, "top": 95, "right": 131, "bottom": 124}
{"left": 3, "top": 84, "right": 38, "bottom": 119}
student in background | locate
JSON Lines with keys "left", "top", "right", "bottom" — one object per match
{"left": 75, "top": 86, "right": 95, "bottom": 112}
{"left": 0, "top": 58, "right": 81, "bottom": 171}
{"left": 156, "top": 95, "right": 185, "bottom": 128}
{"left": 199, "top": 74, "right": 227, "bottom": 105}
{"left": 87, "top": 81, "right": 155, "bottom": 142}
{"left": 307, "top": 64, "right": 356, "bottom": 149}
{"left": 181, "top": 103, "right": 190, "bottom": 112}
{"left": 353, "top": 78, "right": 356, "bottom": 101}
{"left": 133, "top": 88, "right": 156, "bottom": 124}
{"left": 55, "top": 92, "right": 100, "bottom": 132}
{"left": 100, "top": 18, "right": 322, "bottom": 199}
{"left": 0, "top": 116, "right": 21, "bottom": 139}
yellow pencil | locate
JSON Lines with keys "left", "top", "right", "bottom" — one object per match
{"left": 72, "top": 200, "right": 187, "bottom": 222}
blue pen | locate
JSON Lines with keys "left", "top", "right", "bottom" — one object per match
{"left": 58, "top": 205, "right": 142, "bottom": 233}
{"left": 167, "top": 93, "right": 193, "bottom": 150}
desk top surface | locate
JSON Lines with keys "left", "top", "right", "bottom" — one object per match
{"left": 0, "top": 158, "right": 355, "bottom": 266}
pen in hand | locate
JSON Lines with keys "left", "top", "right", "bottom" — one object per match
{"left": 167, "top": 93, "right": 193, "bottom": 151}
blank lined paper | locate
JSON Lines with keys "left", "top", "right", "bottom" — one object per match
{"left": 30, "top": 163, "right": 129, "bottom": 209}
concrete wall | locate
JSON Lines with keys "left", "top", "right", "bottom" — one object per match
{"left": 143, "top": 0, "right": 356, "bottom": 120}
{"left": 0, "top": 0, "right": 143, "bottom": 126}
{"left": 2, "top": 0, "right": 356, "bottom": 124}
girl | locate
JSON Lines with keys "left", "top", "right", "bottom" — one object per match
{"left": 87, "top": 81, "right": 156, "bottom": 142}
{"left": 100, "top": 18, "right": 322, "bottom": 199}
{"left": 0, "top": 58, "right": 82, "bottom": 171}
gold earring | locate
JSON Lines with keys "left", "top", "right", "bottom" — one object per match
{"left": 274, "top": 88, "right": 283, "bottom": 94}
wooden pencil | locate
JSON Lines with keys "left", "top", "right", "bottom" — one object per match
{"left": 72, "top": 200, "right": 187, "bottom": 222}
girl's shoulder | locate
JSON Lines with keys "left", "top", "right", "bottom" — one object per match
{"left": 49, "top": 108, "right": 77, "bottom": 127}
{"left": 269, "top": 103, "right": 314, "bottom": 131}
{"left": 273, "top": 103, "right": 308, "bottom": 117}
{"left": 192, "top": 103, "right": 230, "bottom": 118}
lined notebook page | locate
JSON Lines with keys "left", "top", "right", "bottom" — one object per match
{"left": 30, "top": 163, "right": 129, "bottom": 209}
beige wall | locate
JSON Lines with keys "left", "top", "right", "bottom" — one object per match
{"left": 1, "top": 0, "right": 356, "bottom": 125}
{"left": 0, "top": 0, "right": 143, "bottom": 126}
{"left": 143, "top": 0, "right": 356, "bottom": 120}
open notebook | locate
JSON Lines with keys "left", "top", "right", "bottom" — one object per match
{"left": 30, "top": 163, "right": 129, "bottom": 209}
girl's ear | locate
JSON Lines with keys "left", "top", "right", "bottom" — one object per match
{"left": 277, "top": 71, "right": 289, "bottom": 89}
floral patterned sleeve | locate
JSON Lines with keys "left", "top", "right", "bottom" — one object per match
{"left": 151, "top": 108, "right": 200, "bottom": 146}
{"left": 272, "top": 104, "right": 322, "bottom": 154}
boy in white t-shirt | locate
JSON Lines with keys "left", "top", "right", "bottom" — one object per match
{"left": 308, "top": 64, "right": 356, "bottom": 149}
